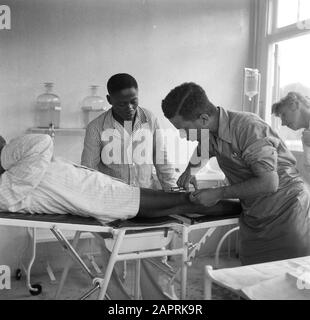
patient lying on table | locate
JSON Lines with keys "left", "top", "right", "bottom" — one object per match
{"left": 0, "top": 134, "right": 242, "bottom": 300}
{"left": 0, "top": 134, "right": 233, "bottom": 221}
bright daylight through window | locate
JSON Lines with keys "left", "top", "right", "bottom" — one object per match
{"left": 263, "top": 0, "right": 310, "bottom": 149}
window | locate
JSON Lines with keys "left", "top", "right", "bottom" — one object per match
{"left": 274, "top": 33, "right": 310, "bottom": 148}
{"left": 257, "top": 0, "right": 310, "bottom": 150}
{"left": 277, "top": 0, "right": 310, "bottom": 28}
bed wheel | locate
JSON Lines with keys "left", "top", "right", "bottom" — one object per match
{"left": 15, "top": 269, "right": 22, "bottom": 280}
{"left": 29, "top": 284, "right": 42, "bottom": 296}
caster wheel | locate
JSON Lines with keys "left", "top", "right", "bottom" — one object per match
{"left": 15, "top": 269, "right": 22, "bottom": 280}
{"left": 29, "top": 284, "right": 42, "bottom": 296}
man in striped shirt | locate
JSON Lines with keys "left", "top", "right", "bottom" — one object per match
{"left": 81, "top": 73, "right": 177, "bottom": 190}
{"left": 81, "top": 73, "right": 179, "bottom": 299}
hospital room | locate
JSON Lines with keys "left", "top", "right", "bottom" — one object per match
{"left": 1, "top": 0, "right": 310, "bottom": 307}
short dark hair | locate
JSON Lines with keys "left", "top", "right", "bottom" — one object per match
{"left": 0, "top": 136, "right": 6, "bottom": 152}
{"left": 161, "top": 82, "right": 216, "bottom": 120}
{"left": 107, "top": 73, "right": 138, "bottom": 95}
{"left": 272, "top": 91, "right": 310, "bottom": 116}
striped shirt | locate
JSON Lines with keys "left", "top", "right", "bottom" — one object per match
{"left": 0, "top": 134, "right": 140, "bottom": 223}
{"left": 81, "top": 107, "right": 177, "bottom": 190}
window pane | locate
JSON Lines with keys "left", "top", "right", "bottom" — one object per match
{"left": 299, "top": 0, "right": 310, "bottom": 22}
{"left": 273, "top": 34, "right": 310, "bottom": 145}
{"left": 277, "top": 0, "right": 310, "bottom": 29}
{"left": 277, "top": 0, "right": 299, "bottom": 28}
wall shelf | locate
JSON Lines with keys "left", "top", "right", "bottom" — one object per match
{"left": 27, "top": 128, "right": 86, "bottom": 136}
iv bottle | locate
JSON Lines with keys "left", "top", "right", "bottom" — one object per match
{"left": 244, "top": 68, "right": 260, "bottom": 101}
{"left": 36, "top": 83, "right": 61, "bottom": 128}
{"left": 81, "top": 85, "right": 107, "bottom": 127}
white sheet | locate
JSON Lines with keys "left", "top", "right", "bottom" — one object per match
{"left": 207, "top": 256, "right": 310, "bottom": 299}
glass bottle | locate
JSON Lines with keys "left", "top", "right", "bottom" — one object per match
{"left": 244, "top": 68, "right": 260, "bottom": 101}
{"left": 81, "top": 85, "right": 106, "bottom": 110}
{"left": 36, "top": 82, "right": 61, "bottom": 128}
{"left": 81, "top": 85, "right": 108, "bottom": 127}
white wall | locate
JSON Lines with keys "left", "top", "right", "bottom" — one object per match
{"left": 0, "top": 0, "right": 252, "bottom": 138}
{"left": 0, "top": 0, "right": 252, "bottom": 269}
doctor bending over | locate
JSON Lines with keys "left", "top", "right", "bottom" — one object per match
{"left": 162, "top": 82, "right": 310, "bottom": 265}
{"left": 0, "top": 134, "right": 230, "bottom": 222}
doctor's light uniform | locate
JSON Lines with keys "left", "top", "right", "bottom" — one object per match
{"left": 208, "top": 108, "right": 310, "bottom": 265}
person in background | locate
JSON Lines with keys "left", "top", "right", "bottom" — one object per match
{"left": 272, "top": 92, "right": 310, "bottom": 168}
{"left": 0, "top": 136, "right": 6, "bottom": 175}
{"left": 81, "top": 73, "right": 178, "bottom": 299}
{"left": 162, "top": 82, "right": 310, "bottom": 266}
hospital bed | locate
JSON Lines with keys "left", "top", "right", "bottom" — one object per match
{"left": 0, "top": 200, "right": 241, "bottom": 300}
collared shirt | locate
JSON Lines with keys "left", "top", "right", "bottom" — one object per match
{"left": 209, "top": 107, "right": 301, "bottom": 191}
{"left": 0, "top": 134, "right": 140, "bottom": 223}
{"left": 81, "top": 107, "right": 177, "bottom": 190}
{"left": 210, "top": 107, "right": 310, "bottom": 264}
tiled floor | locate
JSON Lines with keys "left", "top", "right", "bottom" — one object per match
{"left": 0, "top": 255, "right": 241, "bottom": 300}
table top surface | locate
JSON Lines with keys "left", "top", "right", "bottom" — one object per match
{"left": 206, "top": 255, "right": 310, "bottom": 300}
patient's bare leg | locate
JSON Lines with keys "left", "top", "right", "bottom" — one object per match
{"left": 137, "top": 189, "right": 241, "bottom": 218}
{"left": 138, "top": 189, "right": 190, "bottom": 211}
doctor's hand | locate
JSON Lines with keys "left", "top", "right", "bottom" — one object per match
{"left": 189, "top": 188, "right": 222, "bottom": 207}
{"left": 177, "top": 166, "right": 198, "bottom": 191}
{"left": 302, "top": 130, "right": 310, "bottom": 147}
